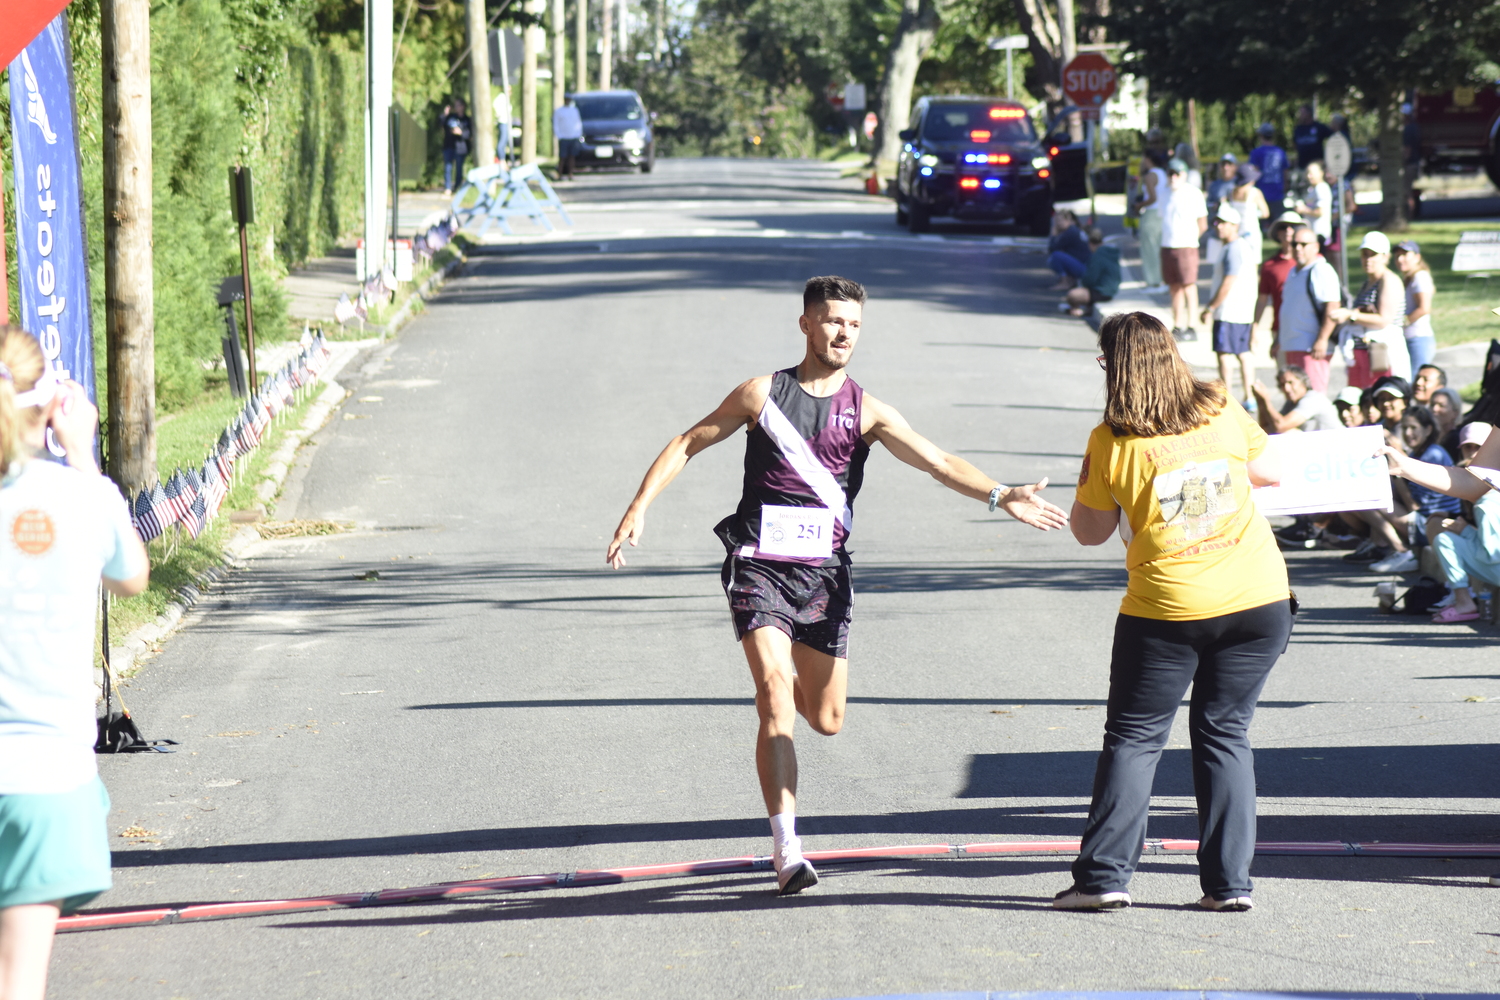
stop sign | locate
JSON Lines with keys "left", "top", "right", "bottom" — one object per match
{"left": 1062, "top": 53, "right": 1117, "bottom": 110}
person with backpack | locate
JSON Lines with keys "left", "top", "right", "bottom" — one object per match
{"left": 0, "top": 326, "right": 149, "bottom": 1000}
{"left": 1275, "top": 226, "right": 1341, "bottom": 393}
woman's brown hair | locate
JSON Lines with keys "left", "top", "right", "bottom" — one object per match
{"left": 0, "top": 326, "right": 47, "bottom": 476}
{"left": 1099, "top": 311, "right": 1225, "bottom": 437}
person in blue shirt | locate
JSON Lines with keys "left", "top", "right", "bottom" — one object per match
{"left": 1291, "top": 105, "right": 1333, "bottom": 169}
{"left": 1248, "top": 124, "right": 1288, "bottom": 212}
{"left": 1046, "top": 209, "right": 1092, "bottom": 290}
{"left": 1064, "top": 228, "right": 1121, "bottom": 316}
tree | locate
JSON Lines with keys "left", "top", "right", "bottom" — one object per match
{"left": 1106, "top": 0, "right": 1500, "bottom": 229}
{"left": 872, "top": 0, "right": 941, "bottom": 173}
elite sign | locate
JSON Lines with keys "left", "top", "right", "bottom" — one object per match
{"left": 6, "top": 15, "right": 95, "bottom": 402}
{"left": 1252, "top": 426, "right": 1393, "bottom": 517}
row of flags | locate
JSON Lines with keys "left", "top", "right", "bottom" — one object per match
{"left": 128, "top": 332, "right": 334, "bottom": 543}
{"left": 334, "top": 214, "right": 458, "bottom": 327}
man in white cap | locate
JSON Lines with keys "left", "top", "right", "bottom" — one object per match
{"left": 1201, "top": 202, "right": 1259, "bottom": 406}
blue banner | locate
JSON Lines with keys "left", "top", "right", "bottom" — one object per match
{"left": 8, "top": 14, "right": 95, "bottom": 403}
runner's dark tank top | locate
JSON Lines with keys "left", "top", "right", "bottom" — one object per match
{"left": 714, "top": 367, "right": 869, "bottom": 566}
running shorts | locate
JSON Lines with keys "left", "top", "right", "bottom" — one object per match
{"left": 721, "top": 555, "right": 853, "bottom": 658}
{"left": 0, "top": 776, "right": 112, "bottom": 914}
{"left": 1213, "top": 320, "right": 1253, "bottom": 355}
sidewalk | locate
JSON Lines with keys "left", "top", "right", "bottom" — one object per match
{"left": 1091, "top": 231, "right": 1487, "bottom": 390}
{"left": 282, "top": 191, "right": 453, "bottom": 324}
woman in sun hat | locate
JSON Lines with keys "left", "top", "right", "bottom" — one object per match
{"left": 1332, "top": 231, "right": 1410, "bottom": 388}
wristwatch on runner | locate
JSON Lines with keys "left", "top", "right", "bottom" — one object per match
{"left": 988, "top": 486, "right": 1007, "bottom": 512}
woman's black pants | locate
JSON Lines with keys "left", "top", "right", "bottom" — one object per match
{"left": 1070, "top": 599, "right": 1294, "bottom": 900}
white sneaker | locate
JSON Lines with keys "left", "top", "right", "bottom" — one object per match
{"left": 776, "top": 859, "right": 818, "bottom": 896}
{"left": 1369, "top": 550, "right": 1419, "bottom": 573}
{"left": 1052, "top": 887, "right": 1131, "bottom": 910}
{"left": 1199, "top": 894, "right": 1254, "bottom": 911}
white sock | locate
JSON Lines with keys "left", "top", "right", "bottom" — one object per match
{"left": 769, "top": 811, "right": 802, "bottom": 869}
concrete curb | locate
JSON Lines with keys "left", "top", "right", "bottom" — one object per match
{"left": 359, "top": 245, "right": 467, "bottom": 339}
{"left": 105, "top": 252, "right": 466, "bottom": 679}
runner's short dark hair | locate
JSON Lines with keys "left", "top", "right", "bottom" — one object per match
{"left": 804, "top": 276, "right": 866, "bottom": 312}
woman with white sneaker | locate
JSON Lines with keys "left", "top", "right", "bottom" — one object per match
{"left": 1058, "top": 311, "right": 1293, "bottom": 913}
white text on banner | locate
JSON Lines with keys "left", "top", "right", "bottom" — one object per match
{"left": 1252, "top": 426, "right": 1392, "bottom": 516}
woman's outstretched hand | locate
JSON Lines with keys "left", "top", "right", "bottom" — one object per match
{"left": 999, "top": 478, "right": 1070, "bottom": 531}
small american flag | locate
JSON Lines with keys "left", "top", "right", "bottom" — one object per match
{"left": 180, "top": 468, "right": 205, "bottom": 538}
{"left": 132, "top": 487, "right": 162, "bottom": 543}
{"left": 200, "top": 455, "right": 228, "bottom": 518}
{"left": 162, "top": 472, "right": 191, "bottom": 525}
{"left": 146, "top": 481, "right": 173, "bottom": 532}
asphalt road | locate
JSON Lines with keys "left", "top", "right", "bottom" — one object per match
{"left": 53, "top": 159, "right": 1500, "bottom": 1000}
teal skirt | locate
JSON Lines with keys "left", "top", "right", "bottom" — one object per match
{"left": 0, "top": 776, "right": 112, "bottom": 914}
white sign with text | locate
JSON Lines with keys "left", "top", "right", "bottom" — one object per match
{"left": 1252, "top": 426, "right": 1393, "bottom": 516}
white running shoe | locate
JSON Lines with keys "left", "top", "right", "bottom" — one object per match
{"left": 1199, "top": 894, "right": 1254, "bottom": 911}
{"left": 1369, "top": 549, "right": 1419, "bottom": 574}
{"left": 776, "top": 859, "right": 819, "bottom": 896}
{"left": 1052, "top": 887, "right": 1131, "bottom": 910}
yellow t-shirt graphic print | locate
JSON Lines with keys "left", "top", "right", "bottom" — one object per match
{"left": 1076, "top": 405, "right": 1288, "bottom": 621}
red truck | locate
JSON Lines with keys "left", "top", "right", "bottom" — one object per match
{"left": 1415, "top": 85, "right": 1500, "bottom": 187}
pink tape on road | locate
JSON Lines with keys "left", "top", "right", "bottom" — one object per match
{"left": 55, "top": 838, "right": 1500, "bottom": 934}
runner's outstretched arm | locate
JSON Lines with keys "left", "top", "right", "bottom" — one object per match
{"left": 862, "top": 393, "right": 1069, "bottom": 531}
{"left": 607, "top": 378, "right": 768, "bottom": 568}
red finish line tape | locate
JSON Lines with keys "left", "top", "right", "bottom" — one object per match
{"left": 57, "top": 838, "right": 1500, "bottom": 933}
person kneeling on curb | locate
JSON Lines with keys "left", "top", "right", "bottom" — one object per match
{"left": 1064, "top": 228, "right": 1120, "bottom": 318}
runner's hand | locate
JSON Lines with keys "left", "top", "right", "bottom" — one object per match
{"left": 606, "top": 509, "right": 644, "bottom": 568}
{"left": 998, "top": 478, "right": 1069, "bottom": 531}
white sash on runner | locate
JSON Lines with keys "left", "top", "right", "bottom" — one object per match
{"left": 737, "top": 397, "right": 853, "bottom": 561}
{"left": 756, "top": 397, "right": 854, "bottom": 529}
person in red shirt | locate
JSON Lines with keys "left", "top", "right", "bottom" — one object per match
{"left": 1255, "top": 212, "right": 1302, "bottom": 352}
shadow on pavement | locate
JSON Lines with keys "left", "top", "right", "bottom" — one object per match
{"left": 961, "top": 745, "right": 1500, "bottom": 800}
{"left": 110, "top": 799, "right": 1498, "bottom": 872}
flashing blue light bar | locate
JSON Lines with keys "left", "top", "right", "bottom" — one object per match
{"left": 983, "top": 178, "right": 1001, "bottom": 189}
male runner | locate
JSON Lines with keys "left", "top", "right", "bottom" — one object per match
{"left": 606, "top": 276, "right": 1068, "bottom": 895}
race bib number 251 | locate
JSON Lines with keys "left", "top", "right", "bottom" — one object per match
{"left": 758, "top": 504, "right": 834, "bottom": 559}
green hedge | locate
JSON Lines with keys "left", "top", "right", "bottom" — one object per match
{"left": 1, "top": 0, "right": 366, "bottom": 411}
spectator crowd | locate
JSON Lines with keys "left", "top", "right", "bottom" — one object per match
{"left": 1047, "top": 105, "right": 1500, "bottom": 627}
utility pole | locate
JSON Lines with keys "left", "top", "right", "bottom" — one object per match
{"left": 653, "top": 0, "right": 665, "bottom": 62}
{"left": 522, "top": 0, "right": 542, "bottom": 163}
{"left": 466, "top": 0, "right": 496, "bottom": 165}
{"left": 551, "top": 0, "right": 566, "bottom": 143}
{"left": 575, "top": 0, "right": 587, "bottom": 92}
{"left": 617, "top": 0, "right": 626, "bottom": 57}
{"left": 600, "top": 0, "right": 612, "bottom": 89}
{"left": 1057, "top": 0, "right": 1080, "bottom": 141}
{"left": 101, "top": 0, "right": 156, "bottom": 492}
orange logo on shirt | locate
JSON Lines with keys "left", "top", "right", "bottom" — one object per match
{"left": 11, "top": 509, "right": 55, "bottom": 555}
{"left": 1078, "top": 452, "right": 1091, "bottom": 487}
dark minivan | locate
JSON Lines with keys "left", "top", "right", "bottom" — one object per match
{"left": 570, "top": 89, "right": 655, "bottom": 172}
{"left": 895, "top": 96, "right": 1060, "bottom": 234}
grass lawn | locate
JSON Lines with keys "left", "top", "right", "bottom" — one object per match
{"left": 1346, "top": 220, "right": 1500, "bottom": 348}
{"left": 107, "top": 384, "right": 320, "bottom": 651}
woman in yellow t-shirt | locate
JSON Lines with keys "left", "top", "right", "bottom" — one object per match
{"left": 1054, "top": 311, "right": 1291, "bottom": 914}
